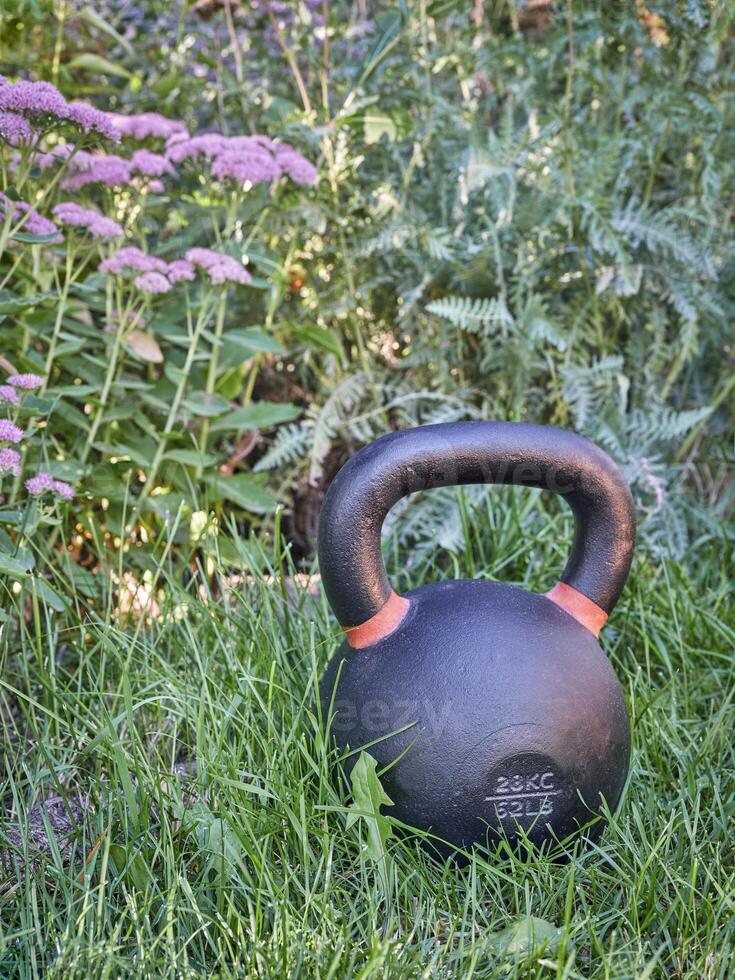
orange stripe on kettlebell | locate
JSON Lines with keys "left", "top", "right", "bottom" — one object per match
{"left": 545, "top": 581, "right": 608, "bottom": 637}
{"left": 344, "top": 592, "right": 411, "bottom": 649}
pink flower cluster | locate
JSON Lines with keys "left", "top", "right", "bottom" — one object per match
{"left": 0, "top": 385, "right": 20, "bottom": 406}
{"left": 0, "top": 447, "right": 21, "bottom": 477}
{"left": 99, "top": 246, "right": 168, "bottom": 276}
{"left": 25, "top": 471, "right": 74, "bottom": 499}
{"left": 7, "top": 373, "right": 44, "bottom": 389}
{"left": 134, "top": 271, "right": 171, "bottom": 294}
{"left": 185, "top": 248, "right": 252, "bottom": 285}
{"left": 105, "top": 112, "right": 188, "bottom": 142}
{"left": 0, "top": 419, "right": 24, "bottom": 443}
{"left": 56, "top": 148, "right": 174, "bottom": 190}
{"left": 0, "top": 78, "right": 118, "bottom": 141}
{"left": 0, "top": 110, "right": 35, "bottom": 146}
{"left": 0, "top": 193, "right": 60, "bottom": 239}
{"left": 52, "top": 202, "right": 123, "bottom": 240}
{"left": 100, "top": 246, "right": 251, "bottom": 291}
{"left": 166, "top": 132, "right": 317, "bottom": 186}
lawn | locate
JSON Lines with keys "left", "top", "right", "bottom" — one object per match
{"left": 1, "top": 2, "right": 734, "bottom": 977}
{"left": 1, "top": 497, "right": 733, "bottom": 978}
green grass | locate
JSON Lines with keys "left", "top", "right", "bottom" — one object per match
{"left": 1, "top": 495, "right": 733, "bottom": 978}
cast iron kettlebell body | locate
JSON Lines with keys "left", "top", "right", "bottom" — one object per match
{"left": 318, "top": 422, "right": 635, "bottom": 855}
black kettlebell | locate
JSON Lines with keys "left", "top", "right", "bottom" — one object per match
{"left": 319, "top": 422, "right": 636, "bottom": 855}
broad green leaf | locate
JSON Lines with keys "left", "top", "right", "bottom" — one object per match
{"left": 109, "top": 844, "right": 153, "bottom": 891}
{"left": 0, "top": 549, "right": 34, "bottom": 578}
{"left": 185, "top": 392, "right": 230, "bottom": 417}
{"left": 126, "top": 330, "right": 163, "bottom": 363}
{"left": 364, "top": 112, "right": 398, "bottom": 144}
{"left": 68, "top": 52, "right": 132, "bottom": 79}
{"left": 488, "top": 916, "right": 565, "bottom": 960}
{"left": 10, "top": 230, "right": 60, "bottom": 244}
{"left": 292, "top": 323, "right": 343, "bottom": 357}
{"left": 29, "top": 577, "right": 68, "bottom": 612}
{"left": 210, "top": 402, "right": 300, "bottom": 432}
{"left": 345, "top": 752, "right": 395, "bottom": 865}
{"left": 0, "top": 290, "right": 54, "bottom": 313}
{"left": 205, "top": 474, "right": 277, "bottom": 513}
{"left": 165, "top": 449, "right": 218, "bottom": 467}
{"left": 226, "top": 327, "right": 284, "bottom": 354}
{"left": 199, "top": 817, "right": 243, "bottom": 883}
{"left": 79, "top": 6, "right": 135, "bottom": 57}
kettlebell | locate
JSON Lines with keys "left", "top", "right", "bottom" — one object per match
{"left": 319, "top": 422, "right": 636, "bottom": 855}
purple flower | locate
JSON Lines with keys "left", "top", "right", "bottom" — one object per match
{"left": 0, "top": 447, "right": 21, "bottom": 476}
{"left": 0, "top": 385, "right": 20, "bottom": 406}
{"left": 130, "top": 148, "right": 174, "bottom": 177}
{"left": 185, "top": 247, "right": 252, "bottom": 285}
{"left": 167, "top": 130, "right": 317, "bottom": 188}
{"left": 99, "top": 246, "right": 168, "bottom": 275}
{"left": 52, "top": 202, "right": 123, "bottom": 240}
{"left": 52, "top": 479, "right": 74, "bottom": 500}
{"left": 106, "top": 112, "right": 188, "bottom": 141}
{"left": 167, "top": 259, "right": 196, "bottom": 282}
{"left": 7, "top": 373, "right": 44, "bottom": 389}
{"left": 134, "top": 271, "right": 171, "bottom": 294}
{"left": 0, "top": 80, "right": 67, "bottom": 118}
{"left": 0, "top": 79, "right": 118, "bottom": 142}
{"left": 0, "top": 193, "right": 61, "bottom": 239}
{"left": 25, "top": 471, "right": 55, "bottom": 495}
{"left": 211, "top": 144, "right": 281, "bottom": 184}
{"left": 166, "top": 132, "right": 228, "bottom": 164}
{"left": 0, "top": 110, "right": 35, "bottom": 145}
{"left": 62, "top": 152, "right": 133, "bottom": 189}
{"left": 275, "top": 143, "right": 318, "bottom": 185}
{"left": 0, "top": 420, "right": 24, "bottom": 443}
{"left": 63, "top": 102, "right": 119, "bottom": 140}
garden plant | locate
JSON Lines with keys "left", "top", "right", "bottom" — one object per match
{"left": 0, "top": 1, "right": 733, "bottom": 977}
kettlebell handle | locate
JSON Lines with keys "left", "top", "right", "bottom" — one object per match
{"left": 318, "top": 422, "right": 635, "bottom": 644}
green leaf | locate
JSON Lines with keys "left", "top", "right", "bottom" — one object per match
{"left": 199, "top": 817, "right": 243, "bottom": 884}
{"left": 226, "top": 327, "right": 284, "bottom": 355}
{"left": 0, "top": 290, "right": 54, "bottom": 313}
{"left": 29, "top": 577, "right": 69, "bottom": 612}
{"left": 68, "top": 52, "right": 132, "bottom": 79}
{"left": 292, "top": 323, "right": 343, "bottom": 357}
{"left": 0, "top": 549, "right": 34, "bottom": 578}
{"left": 109, "top": 844, "right": 153, "bottom": 891}
{"left": 165, "top": 449, "right": 219, "bottom": 467}
{"left": 363, "top": 112, "right": 398, "bottom": 144}
{"left": 210, "top": 402, "right": 300, "bottom": 432}
{"left": 345, "top": 752, "right": 395, "bottom": 865}
{"left": 79, "top": 6, "right": 135, "bottom": 57}
{"left": 205, "top": 474, "right": 278, "bottom": 513}
{"left": 10, "top": 230, "right": 60, "bottom": 244}
{"left": 184, "top": 392, "right": 230, "bottom": 417}
{"left": 488, "top": 916, "right": 565, "bottom": 960}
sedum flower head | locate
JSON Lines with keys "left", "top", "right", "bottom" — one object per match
{"left": 52, "top": 202, "right": 123, "bottom": 240}
{"left": 0, "top": 447, "right": 21, "bottom": 476}
{"left": 167, "top": 259, "right": 196, "bottom": 283}
{"left": 99, "top": 246, "right": 168, "bottom": 275}
{"left": 25, "top": 471, "right": 75, "bottom": 499}
{"left": 0, "top": 385, "right": 20, "bottom": 406}
{"left": 7, "top": 372, "right": 44, "bottom": 389}
{"left": 131, "top": 148, "right": 174, "bottom": 177}
{"left": 134, "top": 271, "right": 171, "bottom": 294}
{"left": 185, "top": 247, "right": 251, "bottom": 285}
{"left": 0, "top": 78, "right": 119, "bottom": 141}
{"left": 106, "top": 111, "right": 188, "bottom": 142}
{"left": 0, "top": 419, "right": 25, "bottom": 443}
{"left": 0, "top": 110, "right": 35, "bottom": 145}
{"left": 0, "top": 193, "right": 61, "bottom": 239}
